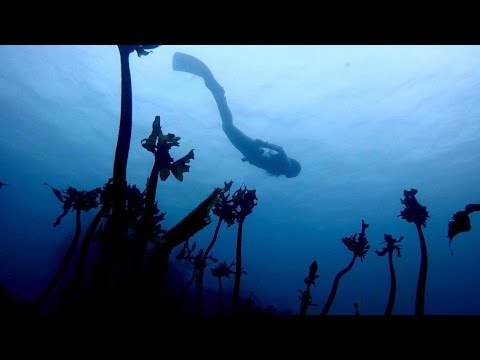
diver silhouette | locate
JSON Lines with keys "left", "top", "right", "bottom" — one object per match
{"left": 172, "top": 52, "right": 301, "bottom": 178}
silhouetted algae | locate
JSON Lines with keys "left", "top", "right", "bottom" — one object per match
{"left": 145, "top": 187, "right": 222, "bottom": 310}
{"left": 174, "top": 240, "right": 217, "bottom": 308}
{"left": 196, "top": 180, "right": 235, "bottom": 315}
{"left": 111, "top": 45, "right": 160, "bottom": 246}
{"left": 376, "top": 234, "right": 403, "bottom": 315}
{"left": 321, "top": 220, "right": 370, "bottom": 315}
{"left": 299, "top": 260, "right": 319, "bottom": 316}
{"left": 448, "top": 203, "right": 480, "bottom": 254}
{"left": 354, "top": 301, "right": 360, "bottom": 315}
{"left": 38, "top": 183, "right": 101, "bottom": 309}
{"left": 211, "top": 261, "right": 236, "bottom": 315}
{"left": 399, "top": 188, "right": 429, "bottom": 316}
{"left": 230, "top": 185, "right": 258, "bottom": 316}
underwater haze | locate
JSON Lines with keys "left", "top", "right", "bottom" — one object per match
{"left": 1, "top": 45, "right": 480, "bottom": 316}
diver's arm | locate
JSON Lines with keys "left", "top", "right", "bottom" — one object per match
{"left": 254, "top": 139, "right": 287, "bottom": 155}
{"left": 253, "top": 139, "right": 291, "bottom": 169}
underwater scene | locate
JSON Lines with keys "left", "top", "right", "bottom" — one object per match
{"left": 0, "top": 45, "right": 479, "bottom": 319}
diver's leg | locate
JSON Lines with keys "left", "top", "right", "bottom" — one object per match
{"left": 210, "top": 87, "right": 262, "bottom": 160}
{"left": 173, "top": 52, "right": 260, "bottom": 158}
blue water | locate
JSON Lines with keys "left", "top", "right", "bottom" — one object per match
{"left": 1, "top": 45, "right": 480, "bottom": 315}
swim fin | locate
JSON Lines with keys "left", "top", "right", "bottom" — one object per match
{"left": 172, "top": 52, "right": 224, "bottom": 94}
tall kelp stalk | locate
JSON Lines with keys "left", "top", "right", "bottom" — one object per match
{"left": 399, "top": 188, "right": 429, "bottom": 316}
{"left": 137, "top": 115, "right": 194, "bottom": 273}
{"left": 196, "top": 180, "right": 236, "bottom": 315}
{"left": 448, "top": 203, "right": 480, "bottom": 255}
{"left": 375, "top": 234, "right": 403, "bottom": 315}
{"left": 174, "top": 241, "right": 218, "bottom": 312}
{"left": 321, "top": 220, "right": 370, "bottom": 316}
{"left": 110, "top": 45, "right": 159, "bottom": 245}
{"left": 69, "top": 181, "right": 113, "bottom": 303}
{"left": 353, "top": 302, "right": 360, "bottom": 316}
{"left": 71, "top": 179, "right": 165, "bottom": 318}
{"left": 81, "top": 112, "right": 221, "bottom": 317}
{"left": 299, "top": 261, "right": 319, "bottom": 316}
{"left": 38, "top": 184, "right": 101, "bottom": 311}
{"left": 82, "top": 113, "right": 194, "bottom": 315}
{"left": 174, "top": 241, "right": 203, "bottom": 303}
{"left": 231, "top": 185, "right": 258, "bottom": 317}
{"left": 211, "top": 261, "right": 236, "bottom": 315}
{"left": 79, "top": 45, "right": 159, "bottom": 315}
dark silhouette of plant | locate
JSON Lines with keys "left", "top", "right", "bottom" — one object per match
{"left": 111, "top": 45, "right": 160, "bottom": 245}
{"left": 321, "top": 220, "right": 370, "bottom": 315}
{"left": 69, "top": 179, "right": 166, "bottom": 304}
{"left": 34, "top": 46, "right": 232, "bottom": 319}
{"left": 448, "top": 203, "right": 480, "bottom": 254}
{"left": 231, "top": 185, "right": 258, "bottom": 316}
{"left": 86, "top": 114, "right": 201, "bottom": 312}
{"left": 299, "top": 260, "right": 319, "bottom": 316}
{"left": 240, "top": 291, "right": 268, "bottom": 317}
{"left": 145, "top": 187, "right": 223, "bottom": 308}
{"left": 137, "top": 115, "right": 194, "bottom": 270}
{"left": 91, "top": 179, "right": 166, "bottom": 242}
{"left": 353, "top": 302, "right": 360, "bottom": 316}
{"left": 68, "top": 199, "right": 110, "bottom": 302}
{"left": 376, "top": 233, "right": 403, "bottom": 315}
{"left": 196, "top": 180, "right": 235, "bottom": 315}
{"left": 211, "top": 261, "right": 237, "bottom": 315}
{"left": 399, "top": 188, "right": 429, "bottom": 316}
{"left": 175, "top": 240, "right": 218, "bottom": 304}
{"left": 0, "top": 181, "right": 7, "bottom": 189}
{"left": 38, "top": 183, "right": 101, "bottom": 308}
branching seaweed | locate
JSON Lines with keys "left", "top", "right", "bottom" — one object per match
{"left": 211, "top": 261, "right": 237, "bottom": 315}
{"left": 110, "top": 45, "right": 160, "bottom": 245}
{"left": 399, "top": 188, "right": 429, "bottom": 316}
{"left": 321, "top": 220, "right": 370, "bottom": 315}
{"left": 447, "top": 203, "right": 480, "bottom": 254}
{"left": 376, "top": 233, "right": 403, "bottom": 315}
{"left": 299, "top": 260, "right": 319, "bottom": 316}
{"left": 39, "top": 183, "right": 101, "bottom": 309}
{"left": 174, "top": 240, "right": 218, "bottom": 305}
{"left": 196, "top": 180, "right": 235, "bottom": 315}
{"left": 231, "top": 185, "right": 258, "bottom": 316}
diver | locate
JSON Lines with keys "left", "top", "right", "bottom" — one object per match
{"left": 172, "top": 52, "right": 301, "bottom": 178}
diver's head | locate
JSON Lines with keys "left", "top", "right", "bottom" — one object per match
{"left": 285, "top": 158, "right": 301, "bottom": 178}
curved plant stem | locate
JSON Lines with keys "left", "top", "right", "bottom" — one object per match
{"left": 231, "top": 219, "right": 244, "bottom": 316}
{"left": 415, "top": 222, "right": 428, "bottom": 316}
{"left": 111, "top": 46, "right": 133, "bottom": 244}
{"left": 196, "top": 217, "right": 223, "bottom": 315}
{"left": 385, "top": 251, "right": 396, "bottom": 316}
{"left": 38, "top": 209, "right": 82, "bottom": 308}
{"left": 321, "top": 254, "right": 357, "bottom": 316}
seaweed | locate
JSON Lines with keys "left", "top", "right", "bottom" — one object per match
{"left": 399, "top": 188, "right": 429, "bottom": 316}
{"left": 447, "top": 203, "right": 480, "bottom": 254}
{"left": 376, "top": 234, "right": 403, "bottom": 315}
{"left": 320, "top": 220, "right": 370, "bottom": 315}
{"left": 299, "top": 260, "right": 319, "bottom": 316}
